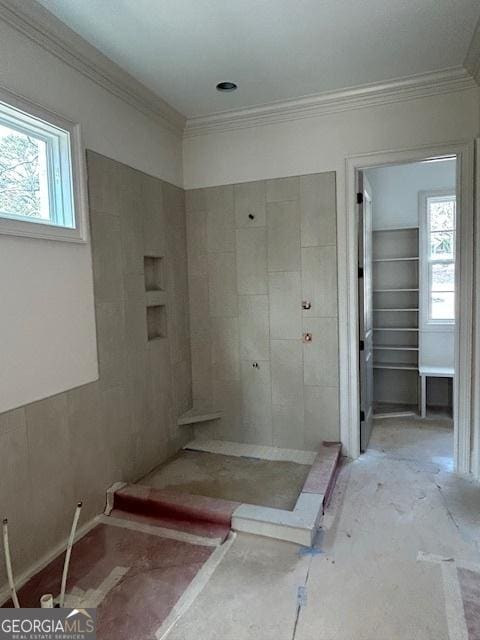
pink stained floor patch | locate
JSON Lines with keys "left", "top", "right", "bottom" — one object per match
{"left": 3, "top": 522, "right": 215, "bottom": 640}
{"left": 111, "top": 484, "right": 240, "bottom": 541}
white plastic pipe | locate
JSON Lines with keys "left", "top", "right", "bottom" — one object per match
{"left": 59, "top": 502, "right": 82, "bottom": 608}
{"left": 2, "top": 518, "right": 20, "bottom": 608}
{"left": 40, "top": 594, "right": 54, "bottom": 608}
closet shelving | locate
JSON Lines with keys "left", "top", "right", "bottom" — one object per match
{"left": 372, "top": 226, "right": 420, "bottom": 416}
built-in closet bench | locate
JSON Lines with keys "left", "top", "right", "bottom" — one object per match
{"left": 419, "top": 365, "right": 454, "bottom": 419}
{"left": 177, "top": 407, "right": 222, "bottom": 426}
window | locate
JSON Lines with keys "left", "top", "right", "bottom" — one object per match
{"left": 0, "top": 89, "right": 87, "bottom": 241}
{"left": 425, "top": 193, "right": 456, "bottom": 322}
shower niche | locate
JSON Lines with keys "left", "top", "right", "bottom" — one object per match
{"left": 144, "top": 255, "right": 167, "bottom": 341}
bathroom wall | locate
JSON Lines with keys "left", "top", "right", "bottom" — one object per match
{"left": 0, "top": 152, "right": 191, "bottom": 596}
{"left": 0, "top": 7, "right": 184, "bottom": 419}
{"left": 186, "top": 172, "right": 338, "bottom": 450}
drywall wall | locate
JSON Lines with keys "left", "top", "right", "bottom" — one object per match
{"left": 186, "top": 172, "right": 338, "bottom": 450}
{"left": 183, "top": 86, "right": 479, "bottom": 453}
{"left": 0, "top": 14, "right": 183, "bottom": 413}
{"left": 0, "top": 17, "right": 183, "bottom": 184}
{"left": 183, "top": 90, "right": 477, "bottom": 189}
{"left": 366, "top": 159, "right": 456, "bottom": 230}
{"left": 0, "top": 152, "right": 192, "bottom": 598}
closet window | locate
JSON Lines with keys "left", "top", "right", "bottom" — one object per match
{"left": 425, "top": 193, "right": 456, "bottom": 322}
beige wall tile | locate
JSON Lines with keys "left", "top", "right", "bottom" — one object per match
{"left": 185, "top": 172, "right": 340, "bottom": 455}
{"left": 241, "top": 360, "right": 272, "bottom": 444}
{"left": 172, "top": 358, "right": 193, "bottom": 417}
{"left": 67, "top": 383, "right": 110, "bottom": 521}
{"left": 188, "top": 273, "right": 210, "bottom": 338}
{"left": 186, "top": 210, "right": 208, "bottom": 277}
{"left": 236, "top": 228, "right": 267, "bottom": 295}
{"left": 191, "top": 334, "right": 213, "bottom": 408}
{"left": 211, "top": 317, "right": 240, "bottom": 381}
{"left": 234, "top": 180, "right": 266, "bottom": 228}
{"left": 120, "top": 169, "right": 145, "bottom": 275}
{"left": 206, "top": 185, "right": 235, "bottom": 253}
{"left": 303, "top": 317, "right": 339, "bottom": 387}
{"left": 86, "top": 150, "right": 123, "bottom": 215}
{"left": 266, "top": 176, "right": 299, "bottom": 203}
{"left": 239, "top": 295, "right": 270, "bottom": 361}
{"left": 124, "top": 298, "right": 148, "bottom": 357}
{"left": 242, "top": 422, "right": 273, "bottom": 446}
{"left": 102, "top": 385, "right": 135, "bottom": 481}
{"left": 269, "top": 271, "right": 302, "bottom": 339}
{"left": 143, "top": 174, "right": 167, "bottom": 258}
{"left": 271, "top": 339, "right": 304, "bottom": 407}
{"left": 304, "top": 386, "right": 340, "bottom": 448}
{"left": 208, "top": 253, "right": 238, "bottom": 317}
{"left": 213, "top": 379, "right": 243, "bottom": 440}
{"left": 241, "top": 360, "right": 272, "bottom": 422}
{"left": 95, "top": 301, "right": 127, "bottom": 390}
{"left": 300, "top": 172, "right": 336, "bottom": 247}
{"left": 272, "top": 403, "right": 305, "bottom": 450}
{"left": 0, "top": 408, "right": 34, "bottom": 577}
{"left": 302, "top": 245, "right": 338, "bottom": 318}
{"left": 267, "top": 201, "right": 301, "bottom": 272}
{"left": 25, "top": 396, "right": 73, "bottom": 525}
{"left": 90, "top": 212, "right": 125, "bottom": 303}
{"left": 186, "top": 188, "right": 207, "bottom": 212}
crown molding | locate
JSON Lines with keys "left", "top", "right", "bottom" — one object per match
{"left": 0, "top": 0, "right": 186, "bottom": 135}
{"left": 184, "top": 67, "right": 476, "bottom": 138}
{"left": 464, "top": 15, "right": 480, "bottom": 85}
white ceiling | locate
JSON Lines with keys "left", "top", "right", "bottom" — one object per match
{"left": 37, "top": 0, "right": 480, "bottom": 118}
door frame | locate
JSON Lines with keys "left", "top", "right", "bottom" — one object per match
{"left": 341, "top": 140, "right": 474, "bottom": 474}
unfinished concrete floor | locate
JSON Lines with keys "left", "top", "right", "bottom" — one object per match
{"left": 165, "top": 419, "right": 480, "bottom": 640}
{"left": 140, "top": 450, "right": 311, "bottom": 510}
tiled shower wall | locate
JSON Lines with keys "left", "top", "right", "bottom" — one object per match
{"left": 0, "top": 151, "right": 191, "bottom": 588}
{"left": 186, "top": 172, "right": 339, "bottom": 450}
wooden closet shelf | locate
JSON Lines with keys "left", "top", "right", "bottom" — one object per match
{"left": 373, "top": 256, "right": 419, "bottom": 263}
{"left": 373, "top": 345, "right": 419, "bottom": 351}
{"left": 373, "top": 362, "right": 419, "bottom": 371}
{"left": 373, "top": 288, "right": 419, "bottom": 292}
{"left": 373, "top": 308, "right": 419, "bottom": 312}
{"left": 373, "top": 327, "right": 419, "bottom": 332}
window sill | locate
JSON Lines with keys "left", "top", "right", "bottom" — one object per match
{"left": 422, "top": 321, "right": 455, "bottom": 332}
{"left": 0, "top": 216, "right": 87, "bottom": 243}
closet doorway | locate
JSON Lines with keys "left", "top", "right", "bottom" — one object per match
{"left": 358, "top": 157, "right": 458, "bottom": 461}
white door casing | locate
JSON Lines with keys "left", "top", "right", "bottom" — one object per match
{"left": 341, "top": 141, "right": 474, "bottom": 474}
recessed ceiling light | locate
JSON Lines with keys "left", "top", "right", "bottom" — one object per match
{"left": 216, "top": 81, "right": 238, "bottom": 92}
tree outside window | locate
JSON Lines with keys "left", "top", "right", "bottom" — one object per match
{"left": 427, "top": 194, "right": 455, "bottom": 322}
{"left": 0, "top": 123, "right": 50, "bottom": 221}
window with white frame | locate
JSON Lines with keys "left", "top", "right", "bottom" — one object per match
{"left": 424, "top": 193, "right": 456, "bottom": 323}
{"left": 0, "top": 91, "right": 86, "bottom": 241}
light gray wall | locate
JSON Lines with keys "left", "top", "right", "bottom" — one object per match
{"left": 0, "top": 152, "right": 192, "bottom": 593}
{"left": 366, "top": 159, "right": 456, "bottom": 230}
{"left": 186, "top": 172, "right": 339, "bottom": 450}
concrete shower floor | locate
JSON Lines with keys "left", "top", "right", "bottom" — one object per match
{"left": 140, "top": 450, "right": 311, "bottom": 510}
